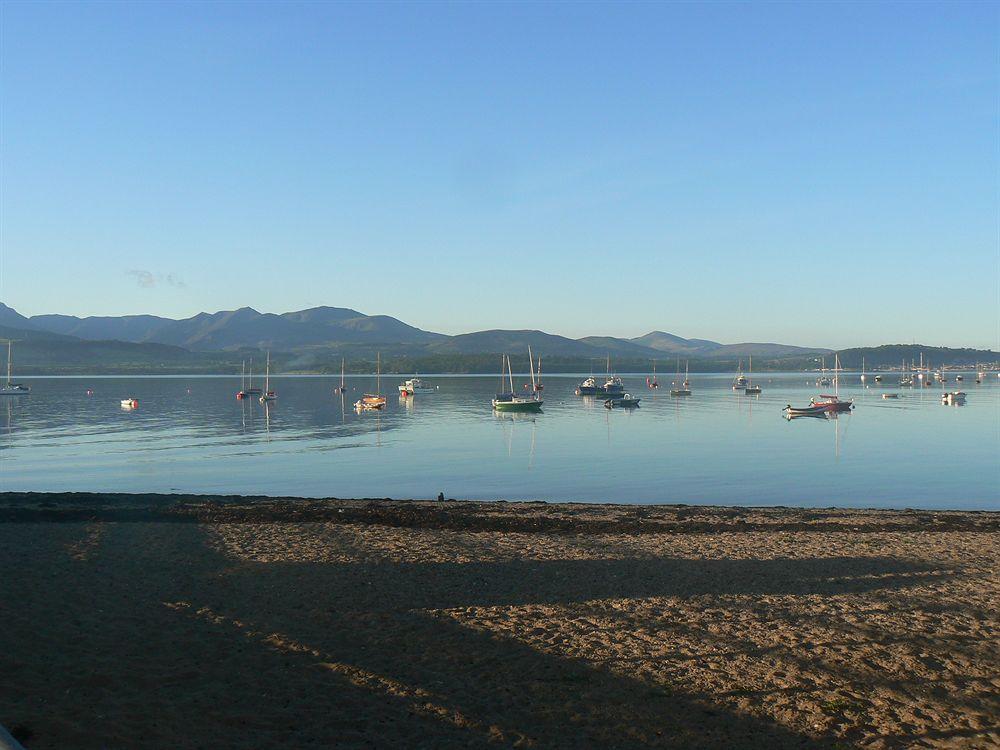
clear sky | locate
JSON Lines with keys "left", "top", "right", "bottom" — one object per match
{"left": 1, "top": 1, "right": 997, "bottom": 349}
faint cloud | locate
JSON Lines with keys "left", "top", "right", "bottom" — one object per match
{"left": 126, "top": 269, "right": 186, "bottom": 289}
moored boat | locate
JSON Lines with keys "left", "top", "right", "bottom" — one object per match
{"left": 732, "top": 360, "right": 747, "bottom": 390}
{"left": 0, "top": 341, "right": 30, "bottom": 395}
{"left": 259, "top": 351, "right": 276, "bottom": 402}
{"left": 120, "top": 397, "right": 139, "bottom": 409}
{"left": 941, "top": 391, "right": 966, "bottom": 405}
{"left": 605, "top": 392, "right": 640, "bottom": 409}
{"left": 356, "top": 353, "right": 387, "bottom": 410}
{"left": 398, "top": 376, "right": 436, "bottom": 396}
{"left": 493, "top": 350, "right": 543, "bottom": 412}
{"left": 744, "top": 355, "right": 762, "bottom": 395}
{"left": 334, "top": 358, "right": 347, "bottom": 394}
{"left": 671, "top": 360, "right": 692, "bottom": 395}
{"left": 808, "top": 354, "right": 853, "bottom": 412}
{"left": 783, "top": 403, "right": 827, "bottom": 417}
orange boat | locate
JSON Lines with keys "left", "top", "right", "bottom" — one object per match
{"left": 355, "top": 353, "right": 386, "bottom": 411}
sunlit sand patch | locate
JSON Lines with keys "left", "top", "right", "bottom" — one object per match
{"left": 65, "top": 522, "right": 107, "bottom": 561}
{"left": 426, "top": 555, "right": 998, "bottom": 747}
{"left": 162, "top": 600, "right": 522, "bottom": 743}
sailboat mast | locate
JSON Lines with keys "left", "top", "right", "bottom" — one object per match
{"left": 507, "top": 355, "right": 515, "bottom": 394}
{"left": 264, "top": 352, "right": 270, "bottom": 392}
{"left": 528, "top": 346, "right": 537, "bottom": 392}
{"left": 341, "top": 358, "right": 345, "bottom": 388}
{"left": 249, "top": 358, "right": 253, "bottom": 390}
{"left": 6, "top": 341, "right": 11, "bottom": 384}
{"left": 377, "top": 353, "right": 381, "bottom": 394}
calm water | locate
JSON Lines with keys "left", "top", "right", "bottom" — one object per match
{"left": 1, "top": 374, "right": 997, "bottom": 509}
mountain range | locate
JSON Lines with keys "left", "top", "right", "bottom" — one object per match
{"left": 3, "top": 302, "right": 995, "bottom": 374}
{"left": 0, "top": 302, "right": 826, "bottom": 360}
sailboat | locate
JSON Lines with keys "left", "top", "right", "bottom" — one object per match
{"left": 534, "top": 355, "right": 544, "bottom": 391}
{"left": 333, "top": 358, "right": 347, "bottom": 394}
{"left": 236, "top": 360, "right": 250, "bottom": 399}
{"left": 732, "top": 360, "right": 747, "bottom": 390}
{"left": 241, "top": 357, "right": 262, "bottom": 397}
{"left": 259, "top": 351, "right": 276, "bottom": 402}
{"left": 492, "top": 350, "right": 543, "bottom": 412}
{"left": 809, "top": 353, "right": 852, "bottom": 412}
{"left": 647, "top": 361, "right": 659, "bottom": 389}
{"left": 744, "top": 355, "right": 762, "bottom": 394}
{"left": 0, "top": 341, "right": 30, "bottom": 395}
{"left": 355, "top": 353, "right": 387, "bottom": 410}
{"left": 670, "top": 360, "right": 691, "bottom": 396}
{"left": 816, "top": 357, "right": 831, "bottom": 387}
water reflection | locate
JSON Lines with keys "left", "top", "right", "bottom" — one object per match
{"left": 0, "top": 374, "right": 995, "bottom": 508}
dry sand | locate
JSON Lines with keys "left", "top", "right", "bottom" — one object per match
{"left": 1, "top": 493, "right": 997, "bottom": 749}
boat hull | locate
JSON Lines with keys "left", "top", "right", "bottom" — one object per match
{"left": 492, "top": 399, "right": 543, "bottom": 412}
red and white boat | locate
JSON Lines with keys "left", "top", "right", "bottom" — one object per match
{"left": 808, "top": 354, "right": 853, "bottom": 412}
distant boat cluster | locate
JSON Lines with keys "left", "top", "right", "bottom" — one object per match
{"left": 2, "top": 340, "right": 990, "bottom": 419}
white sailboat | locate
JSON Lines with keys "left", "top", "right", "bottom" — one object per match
{"left": 670, "top": 360, "right": 691, "bottom": 396}
{"left": 732, "top": 360, "right": 747, "bottom": 390}
{"left": 259, "top": 351, "right": 276, "bottom": 402}
{"left": 0, "top": 340, "right": 30, "bottom": 395}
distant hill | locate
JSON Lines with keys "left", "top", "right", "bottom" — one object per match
{"left": 30, "top": 313, "right": 175, "bottom": 342}
{"left": 827, "top": 345, "right": 999, "bottom": 370}
{"left": 28, "top": 305, "right": 443, "bottom": 351}
{"left": 629, "top": 331, "right": 721, "bottom": 354}
{"left": 428, "top": 330, "right": 593, "bottom": 356}
{"left": 0, "top": 303, "right": 37, "bottom": 329}
{"left": 8, "top": 301, "right": 994, "bottom": 374}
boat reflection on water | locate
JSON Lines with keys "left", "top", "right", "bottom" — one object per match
{"left": 495, "top": 410, "right": 537, "bottom": 466}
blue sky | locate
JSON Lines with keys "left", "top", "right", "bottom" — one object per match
{"left": 1, "top": 1, "right": 996, "bottom": 349}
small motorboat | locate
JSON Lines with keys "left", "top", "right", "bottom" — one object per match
{"left": 605, "top": 393, "right": 641, "bottom": 409}
{"left": 120, "top": 398, "right": 139, "bottom": 409}
{"left": 744, "top": 385, "right": 762, "bottom": 395}
{"left": 670, "top": 386, "right": 691, "bottom": 396}
{"left": 783, "top": 403, "right": 828, "bottom": 417}
{"left": 874, "top": 374, "right": 883, "bottom": 383}
{"left": 956, "top": 375, "right": 964, "bottom": 382}
{"left": 810, "top": 395, "right": 854, "bottom": 413}
{"left": 882, "top": 393, "right": 899, "bottom": 399}
{"left": 941, "top": 391, "right": 966, "bottom": 405}
{"left": 398, "top": 377, "right": 436, "bottom": 396}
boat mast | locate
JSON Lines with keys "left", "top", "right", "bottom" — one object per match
{"left": 507, "top": 354, "right": 515, "bottom": 394}
{"left": 341, "top": 358, "right": 345, "bottom": 389}
{"left": 528, "top": 346, "right": 537, "bottom": 393}
{"left": 249, "top": 357, "right": 254, "bottom": 390}
{"left": 377, "top": 352, "right": 381, "bottom": 395}
{"left": 6, "top": 340, "right": 11, "bottom": 384}
{"left": 264, "top": 351, "right": 270, "bottom": 392}
{"left": 241, "top": 359, "right": 245, "bottom": 391}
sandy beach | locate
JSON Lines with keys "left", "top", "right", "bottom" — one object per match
{"left": 1, "top": 493, "right": 997, "bottom": 749}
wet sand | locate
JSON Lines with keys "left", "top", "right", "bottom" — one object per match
{"left": 1, "top": 493, "right": 998, "bottom": 749}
